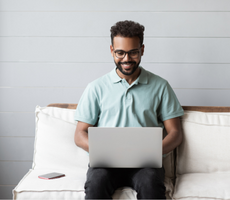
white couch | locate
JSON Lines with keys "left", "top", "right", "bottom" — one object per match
{"left": 13, "top": 105, "right": 230, "bottom": 200}
{"left": 173, "top": 108, "right": 230, "bottom": 200}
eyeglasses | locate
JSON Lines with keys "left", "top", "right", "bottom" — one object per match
{"left": 114, "top": 47, "right": 142, "bottom": 59}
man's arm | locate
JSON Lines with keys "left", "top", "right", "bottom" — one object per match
{"left": 74, "top": 121, "right": 94, "bottom": 153}
{"left": 162, "top": 117, "right": 183, "bottom": 155}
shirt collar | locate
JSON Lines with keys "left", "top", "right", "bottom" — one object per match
{"left": 110, "top": 68, "right": 122, "bottom": 83}
{"left": 137, "top": 66, "right": 148, "bottom": 84}
{"left": 110, "top": 66, "right": 148, "bottom": 85}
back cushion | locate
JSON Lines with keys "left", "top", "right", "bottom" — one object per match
{"left": 177, "top": 111, "right": 230, "bottom": 175}
{"left": 32, "top": 106, "right": 89, "bottom": 170}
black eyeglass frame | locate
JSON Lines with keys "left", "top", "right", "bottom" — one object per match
{"left": 113, "top": 47, "right": 143, "bottom": 59}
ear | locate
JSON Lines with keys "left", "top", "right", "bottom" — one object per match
{"left": 110, "top": 45, "right": 114, "bottom": 56}
{"left": 141, "top": 44, "right": 145, "bottom": 56}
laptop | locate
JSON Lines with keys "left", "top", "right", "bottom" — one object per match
{"left": 88, "top": 127, "right": 162, "bottom": 168}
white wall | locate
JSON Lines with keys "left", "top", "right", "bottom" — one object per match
{"left": 0, "top": 0, "right": 230, "bottom": 198}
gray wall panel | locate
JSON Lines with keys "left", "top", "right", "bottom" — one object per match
{"left": 0, "top": 113, "right": 35, "bottom": 137}
{"left": 1, "top": 38, "right": 230, "bottom": 63}
{"left": 145, "top": 64, "right": 230, "bottom": 89}
{"left": 1, "top": 12, "right": 230, "bottom": 37}
{"left": 143, "top": 38, "right": 230, "bottom": 63}
{"left": 0, "top": 88, "right": 85, "bottom": 112}
{"left": 0, "top": 37, "right": 111, "bottom": 62}
{"left": 1, "top": 63, "right": 230, "bottom": 89}
{"left": 1, "top": 0, "right": 230, "bottom": 11}
{"left": 0, "top": 161, "right": 32, "bottom": 185}
{"left": 174, "top": 89, "right": 230, "bottom": 106}
{"left": 0, "top": 137, "right": 34, "bottom": 161}
{"left": 0, "top": 63, "right": 114, "bottom": 88}
{"left": 0, "top": 185, "right": 14, "bottom": 199}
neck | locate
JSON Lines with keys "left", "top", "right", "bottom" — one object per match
{"left": 116, "top": 67, "right": 141, "bottom": 85}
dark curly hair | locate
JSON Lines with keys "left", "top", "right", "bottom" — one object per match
{"left": 110, "top": 20, "right": 145, "bottom": 46}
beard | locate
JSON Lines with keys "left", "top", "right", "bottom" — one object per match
{"left": 115, "top": 60, "right": 141, "bottom": 76}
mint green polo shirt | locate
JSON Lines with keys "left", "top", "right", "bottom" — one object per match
{"left": 75, "top": 66, "right": 184, "bottom": 128}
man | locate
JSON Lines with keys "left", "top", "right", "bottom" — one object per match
{"left": 74, "top": 20, "right": 184, "bottom": 199}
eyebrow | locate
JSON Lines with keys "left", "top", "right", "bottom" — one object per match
{"left": 114, "top": 48, "right": 139, "bottom": 52}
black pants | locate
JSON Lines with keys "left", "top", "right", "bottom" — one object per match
{"left": 84, "top": 167, "right": 166, "bottom": 199}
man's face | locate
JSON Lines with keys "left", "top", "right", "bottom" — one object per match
{"left": 110, "top": 36, "right": 144, "bottom": 76}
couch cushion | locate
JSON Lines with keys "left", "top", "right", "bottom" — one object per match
{"left": 13, "top": 169, "right": 138, "bottom": 200}
{"left": 13, "top": 169, "right": 86, "bottom": 199}
{"left": 13, "top": 169, "right": 173, "bottom": 200}
{"left": 32, "top": 106, "right": 89, "bottom": 170}
{"left": 177, "top": 111, "right": 230, "bottom": 174}
{"left": 173, "top": 173, "right": 230, "bottom": 200}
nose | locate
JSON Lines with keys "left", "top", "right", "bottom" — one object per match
{"left": 122, "top": 52, "right": 132, "bottom": 62}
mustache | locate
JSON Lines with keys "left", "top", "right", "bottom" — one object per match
{"left": 118, "top": 61, "right": 136, "bottom": 65}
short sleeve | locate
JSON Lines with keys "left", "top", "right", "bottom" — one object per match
{"left": 157, "top": 82, "right": 184, "bottom": 122}
{"left": 74, "top": 83, "right": 100, "bottom": 125}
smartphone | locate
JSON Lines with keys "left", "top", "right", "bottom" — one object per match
{"left": 38, "top": 172, "right": 65, "bottom": 180}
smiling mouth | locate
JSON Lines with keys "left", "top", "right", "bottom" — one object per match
{"left": 120, "top": 62, "right": 135, "bottom": 69}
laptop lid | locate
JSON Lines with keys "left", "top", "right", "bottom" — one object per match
{"left": 88, "top": 127, "right": 162, "bottom": 168}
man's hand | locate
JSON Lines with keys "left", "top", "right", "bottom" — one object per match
{"left": 74, "top": 121, "right": 94, "bottom": 152}
{"left": 162, "top": 117, "right": 183, "bottom": 154}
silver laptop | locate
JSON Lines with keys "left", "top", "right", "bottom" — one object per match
{"left": 88, "top": 127, "right": 162, "bottom": 168}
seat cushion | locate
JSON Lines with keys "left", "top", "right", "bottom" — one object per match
{"left": 177, "top": 111, "right": 230, "bottom": 174}
{"left": 13, "top": 169, "right": 86, "bottom": 200}
{"left": 173, "top": 173, "right": 230, "bottom": 200}
{"left": 13, "top": 169, "right": 173, "bottom": 200}
{"left": 13, "top": 169, "right": 138, "bottom": 200}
